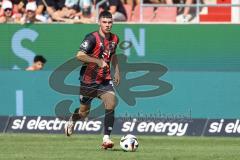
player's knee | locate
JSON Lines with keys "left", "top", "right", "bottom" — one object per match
{"left": 104, "top": 101, "right": 116, "bottom": 110}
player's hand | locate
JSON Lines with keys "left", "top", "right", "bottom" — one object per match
{"left": 97, "top": 59, "right": 108, "bottom": 68}
{"left": 113, "top": 71, "right": 120, "bottom": 86}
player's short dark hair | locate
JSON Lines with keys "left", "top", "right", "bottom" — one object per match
{"left": 34, "top": 55, "right": 47, "bottom": 64}
{"left": 99, "top": 11, "right": 112, "bottom": 19}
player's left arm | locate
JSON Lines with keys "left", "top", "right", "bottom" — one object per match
{"left": 111, "top": 54, "right": 120, "bottom": 86}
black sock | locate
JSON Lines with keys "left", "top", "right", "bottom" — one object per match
{"left": 72, "top": 108, "right": 81, "bottom": 121}
{"left": 104, "top": 109, "right": 115, "bottom": 136}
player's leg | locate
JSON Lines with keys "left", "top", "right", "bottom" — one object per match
{"left": 65, "top": 103, "right": 91, "bottom": 136}
{"left": 65, "top": 84, "right": 95, "bottom": 136}
{"left": 100, "top": 91, "right": 116, "bottom": 149}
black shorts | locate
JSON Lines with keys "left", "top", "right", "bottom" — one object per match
{"left": 79, "top": 80, "right": 114, "bottom": 105}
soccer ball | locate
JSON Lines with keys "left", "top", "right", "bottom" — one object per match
{"left": 120, "top": 134, "right": 139, "bottom": 152}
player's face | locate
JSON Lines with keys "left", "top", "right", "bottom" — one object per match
{"left": 34, "top": 61, "right": 44, "bottom": 70}
{"left": 99, "top": 17, "right": 113, "bottom": 34}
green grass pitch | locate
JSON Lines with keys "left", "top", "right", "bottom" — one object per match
{"left": 0, "top": 134, "right": 240, "bottom": 160}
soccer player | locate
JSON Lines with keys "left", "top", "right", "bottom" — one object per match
{"left": 25, "top": 55, "right": 47, "bottom": 71}
{"left": 65, "top": 11, "right": 120, "bottom": 149}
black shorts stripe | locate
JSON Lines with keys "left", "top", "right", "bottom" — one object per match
{"left": 91, "top": 65, "right": 99, "bottom": 83}
{"left": 79, "top": 65, "right": 87, "bottom": 81}
{"left": 102, "top": 67, "right": 107, "bottom": 80}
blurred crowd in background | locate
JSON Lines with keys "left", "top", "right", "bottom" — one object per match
{"left": 0, "top": 0, "right": 203, "bottom": 23}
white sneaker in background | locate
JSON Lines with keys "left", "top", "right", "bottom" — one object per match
{"left": 200, "top": 7, "right": 208, "bottom": 15}
{"left": 176, "top": 14, "right": 192, "bottom": 22}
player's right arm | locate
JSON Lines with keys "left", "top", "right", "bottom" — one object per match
{"left": 76, "top": 51, "right": 107, "bottom": 68}
{"left": 76, "top": 34, "right": 107, "bottom": 68}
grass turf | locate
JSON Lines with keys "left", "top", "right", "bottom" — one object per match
{"left": 0, "top": 134, "right": 240, "bottom": 160}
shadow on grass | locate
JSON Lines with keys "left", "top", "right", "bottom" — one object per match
{"left": 98, "top": 148, "right": 124, "bottom": 152}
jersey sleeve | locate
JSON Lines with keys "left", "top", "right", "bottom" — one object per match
{"left": 79, "top": 34, "right": 96, "bottom": 55}
{"left": 116, "top": 35, "right": 119, "bottom": 45}
{"left": 113, "top": 34, "right": 119, "bottom": 54}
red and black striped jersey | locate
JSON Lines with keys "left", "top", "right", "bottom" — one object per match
{"left": 79, "top": 31, "right": 119, "bottom": 84}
